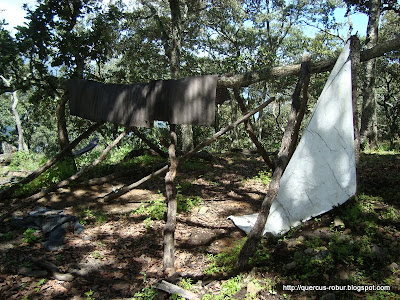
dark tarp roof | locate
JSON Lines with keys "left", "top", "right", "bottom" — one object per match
{"left": 67, "top": 75, "right": 217, "bottom": 127}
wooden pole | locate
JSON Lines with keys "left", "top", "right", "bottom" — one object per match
{"left": 217, "top": 36, "right": 400, "bottom": 88}
{"left": 163, "top": 124, "right": 178, "bottom": 273}
{"left": 0, "top": 122, "right": 102, "bottom": 201}
{"left": 100, "top": 97, "right": 275, "bottom": 203}
{"left": 238, "top": 61, "right": 310, "bottom": 269}
{"left": 233, "top": 88, "right": 275, "bottom": 170}
{"left": 131, "top": 127, "right": 168, "bottom": 158}
{"left": 24, "top": 128, "right": 129, "bottom": 202}
{"left": 0, "top": 128, "right": 129, "bottom": 223}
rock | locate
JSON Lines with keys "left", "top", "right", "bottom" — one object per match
{"left": 1, "top": 142, "right": 17, "bottom": 154}
{"left": 343, "top": 228, "right": 351, "bottom": 235}
{"left": 233, "top": 288, "right": 246, "bottom": 299}
{"left": 285, "top": 261, "right": 297, "bottom": 270}
{"left": 247, "top": 281, "right": 262, "bottom": 295}
{"left": 18, "top": 267, "right": 48, "bottom": 278}
{"left": 198, "top": 206, "right": 208, "bottom": 215}
{"left": 333, "top": 216, "right": 345, "bottom": 228}
{"left": 53, "top": 272, "right": 74, "bottom": 281}
{"left": 284, "top": 238, "right": 299, "bottom": 250}
{"left": 304, "top": 248, "right": 315, "bottom": 255}
{"left": 388, "top": 262, "right": 399, "bottom": 272}
{"left": 113, "top": 281, "right": 131, "bottom": 291}
{"left": 320, "top": 293, "right": 336, "bottom": 300}
{"left": 338, "top": 270, "right": 350, "bottom": 280}
{"left": 297, "top": 235, "right": 306, "bottom": 243}
{"left": 371, "top": 244, "right": 387, "bottom": 261}
{"left": 337, "top": 235, "right": 351, "bottom": 242}
{"left": 313, "top": 247, "right": 330, "bottom": 260}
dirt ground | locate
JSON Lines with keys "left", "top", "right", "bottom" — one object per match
{"left": 0, "top": 152, "right": 399, "bottom": 300}
{"left": 0, "top": 153, "right": 270, "bottom": 299}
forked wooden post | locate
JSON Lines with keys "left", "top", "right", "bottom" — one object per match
{"left": 163, "top": 124, "right": 179, "bottom": 273}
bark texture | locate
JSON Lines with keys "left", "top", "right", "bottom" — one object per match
{"left": 217, "top": 35, "right": 400, "bottom": 88}
{"left": 181, "top": 124, "right": 194, "bottom": 152}
{"left": 163, "top": 125, "right": 178, "bottom": 272}
{"left": 0, "top": 76, "right": 28, "bottom": 152}
{"left": 350, "top": 36, "right": 361, "bottom": 165}
{"left": 163, "top": 0, "right": 182, "bottom": 273}
{"left": 360, "top": 0, "right": 380, "bottom": 149}
{"left": 56, "top": 95, "right": 77, "bottom": 171}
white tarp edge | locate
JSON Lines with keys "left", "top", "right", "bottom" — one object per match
{"left": 228, "top": 41, "right": 357, "bottom": 236}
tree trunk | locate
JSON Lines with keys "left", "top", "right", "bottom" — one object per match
{"left": 0, "top": 76, "right": 28, "bottom": 152}
{"left": 350, "top": 36, "right": 361, "bottom": 165}
{"left": 181, "top": 124, "right": 194, "bottom": 152}
{"left": 101, "top": 98, "right": 274, "bottom": 204}
{"left": 233, "top": 88, "right": 275, "bottom": 170}
{"left": 11, "top": 91, "right": 28, "bottom": 152}
{"left": 356, "top": 0, "right": 380, "bottom": 149}
{"left": 238, "top": 61, "right": 310, "bottom": 269}
{"left": 56, "top": 95, "right": 77, "bottom": 171}
{"left": 162, "top": 0, "right": 182, "bottom": 274}
{"left": 163, "top": 124, "right": 178, "bottom": 273}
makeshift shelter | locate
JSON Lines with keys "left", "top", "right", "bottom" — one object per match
{"left": 228, "top": 41, "right": 357, "bottom": 236}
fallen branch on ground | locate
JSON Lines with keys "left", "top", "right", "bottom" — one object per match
{"left": 155, "top": 280, "right": 199, "bottom": 300}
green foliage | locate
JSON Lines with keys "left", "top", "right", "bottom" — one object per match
{"left": 253, "top": 170, "right": 272, "bottom": 185}
{"left": 133, "top": 286, "right": 158, "bottom": 300}
{"left": 177, "top": 195, "right": 202, "bottom": 213}
{"left": 242, "top": 170, "right": 272, "bottom": 185}
{"left": 176, "top": 184, "right": 202, "bottom": 214}
{"left": 23, "top": 228, "right": 37, "bottom": 244}
{"left": 205, "top": 239, "right": 246, "bottom": 275}
{"left": 34, "top": 278, "right": 46, "bottom": 292}
{"left": 90, "top": 250, "right": 104, "bottom": 260}
{"left": 8, "top": 151, "right": 44, "bottom": 171}
{"left": 84, "top": 290, "right": 95, "bottom": 300}
{"left": 78, "top": 208, "right": 107, "bottom": 225}
{"left": 0, "top": 231, "right": 14, "bottom": 241}
{"left": 56, "top": 254, "right": 65, "bottom": 262}
{"left": 202, "top": 276, "right": 242, "bottom": 300}
{"left": 133, "top": 194, "right": 167, "bottom": 222}
{"left": 11, "top": 155, "right": 76, "bottom": 197}
{"left": 180, "top": 159, "right": 213, "bottom": 172}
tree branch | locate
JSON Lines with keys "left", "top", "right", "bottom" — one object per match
{"left": 217, "top": 36, "right": 400, "bottom": 88}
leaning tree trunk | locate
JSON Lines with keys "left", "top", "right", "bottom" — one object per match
{"left": 0, "top": 76, "right": 28, "bottom": 152}
{"left": 238, "top": 61, "right": 310, "bottom": 269}
{"left": 359, "top": 0, "right": 380, "bottom": 149}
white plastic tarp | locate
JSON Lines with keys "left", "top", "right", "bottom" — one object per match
{"left": 228, "top": 41, "right": 357, "bottom": 236}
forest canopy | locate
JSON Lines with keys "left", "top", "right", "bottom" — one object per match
{"left": 0, "top": 0, "right": 399, "bottom": 156}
